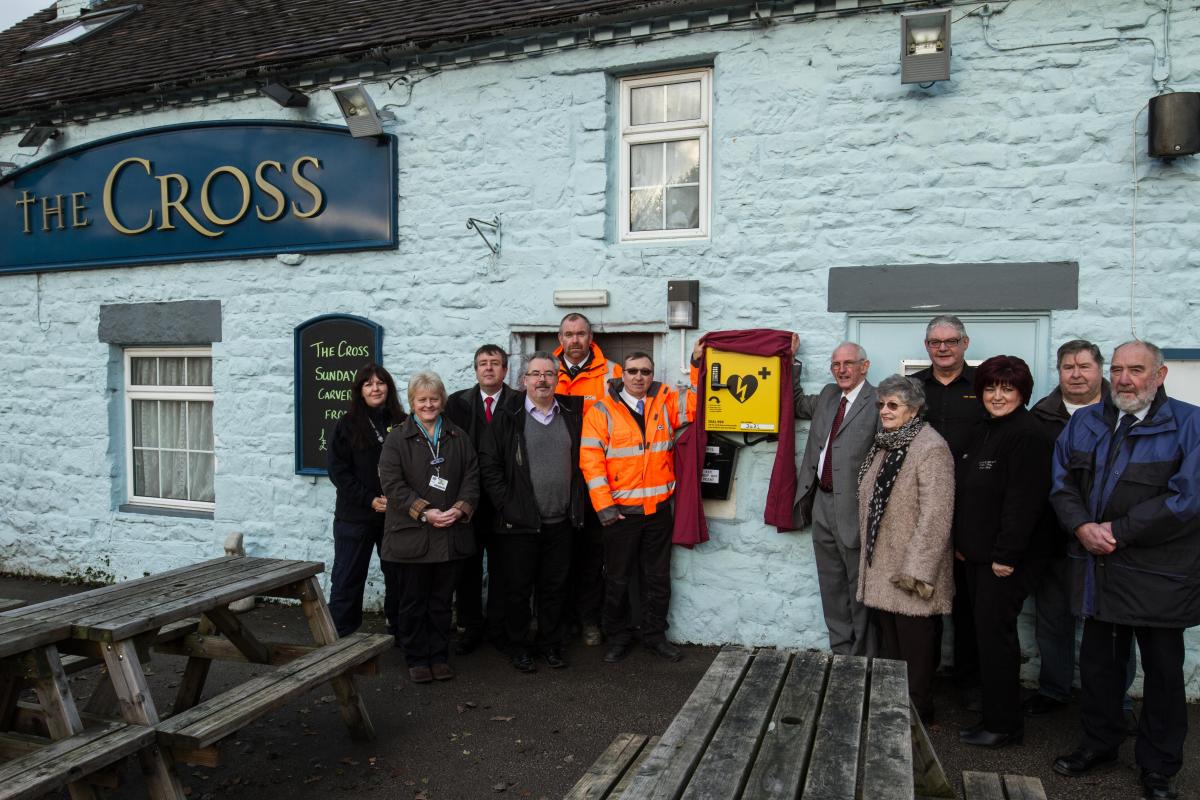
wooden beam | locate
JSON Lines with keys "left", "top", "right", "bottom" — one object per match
{"left": 171, "top": 745, "right": 221, "bottom": 768}
{"left": 155, "top": 634, "right": 315, "bottom": 665}
{"left": 803, "top": 655, "right": 868, "bottom": 800}
{"left": 201, "top": 606, "right": 272, "bottom": 664}
{"left": 564, "top": 732, "right": 649, "bottom": 800}
{"left": 862, "top": 658, "right": 913, "bottom": 800}
{"left": 743, "top": 649, "right": 828, "bottom": 800}
{"left": 911, "top": 702, "right": 955, "bottom": 798}
{"left": 296, "top": 576, "right": 375, "bottom": 742}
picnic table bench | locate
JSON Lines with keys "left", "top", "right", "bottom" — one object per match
{"left": 0, "top": 555, "right": 392, "bottom": 800}
{"left": 568, "top": 647, "right": 953, "bottom": 800}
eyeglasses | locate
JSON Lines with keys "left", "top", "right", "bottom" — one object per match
{"left": 525, "top": 371, "right": 556, "bottom": 379}
{"left": 624, "top": 368, "right": 654, "bottom": 376}
{"left": 925, "top": 337, "right": 963, "bottom": 349}
{"left": 829, "top": 360, "right": 864, "bottom": 370}
{"left": 876, "top": 400, "right": 907, "bottom": 411}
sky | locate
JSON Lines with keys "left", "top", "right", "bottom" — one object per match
{"left": 0, "top": 0, "right": 55, "bottom": 32}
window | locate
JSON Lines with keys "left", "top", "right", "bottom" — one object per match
{"left": 22, "top": 6, "right": 137, "bottom": 52}
{"left": 619, "top": 68, "right": 711, "bottom": 242}
{"left": 124, "top": 347, "right": 215, "bottom": 511}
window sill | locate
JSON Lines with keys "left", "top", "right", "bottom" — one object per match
{"left": 118, "top": 504, "right": 214, "bottom": 520}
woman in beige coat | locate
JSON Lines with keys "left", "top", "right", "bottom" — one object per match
{"left": 857, "top": 374, "right": 955, "bottom": 721}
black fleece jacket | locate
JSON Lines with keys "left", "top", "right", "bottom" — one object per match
{"left": 954, "top": 405, "right": 1058, "bottom": 566}
{"left": 327, "top": 407, "right": 404, "bottom": 525}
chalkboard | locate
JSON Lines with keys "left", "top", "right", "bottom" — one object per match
{"left": 294, "top": 314, "right": 384, "bottom": 475}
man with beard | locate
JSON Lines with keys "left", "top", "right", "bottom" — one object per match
{"left": 1050, "top": 341, "right": 1200, "bottom": 800}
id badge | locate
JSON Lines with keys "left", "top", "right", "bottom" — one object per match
{"left": 429, "top": 475, "right": 449, "bottom": 492}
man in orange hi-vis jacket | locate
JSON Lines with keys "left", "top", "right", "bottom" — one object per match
{"left": 580, "top": 350, "right": 695, "bottom": 664}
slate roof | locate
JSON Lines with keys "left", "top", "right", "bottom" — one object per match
{"left": 0, "top": 0, "right": 711, "bottom": 122}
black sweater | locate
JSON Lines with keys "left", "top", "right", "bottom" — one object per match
{"left": 953, "top": 405, "right": 1058, "bottom": 566}
{"left": 327, "top": 407, "right": 404, "bottom": 525}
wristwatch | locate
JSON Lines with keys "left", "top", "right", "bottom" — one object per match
{"left": 419, "top": 512, "right": 428, "bottom": 523}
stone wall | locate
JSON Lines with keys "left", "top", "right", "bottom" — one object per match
{"left": 1, "top": 0, "right": 1198, "bottom": 694}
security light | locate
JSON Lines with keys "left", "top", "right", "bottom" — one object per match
{"left": 667, "top": 280, "right": 700, "bottom": 329}
{"left": 18, "top": 124, "right": 60, "bottom": 148}
{"left": 262, "top": 82, "right": 309, "bottom": 108}
{"left": 901, "top": 9, "right": 951, "bottom": 85}
{"left": 331, "top": 82, "right": 394, "bottom": 138}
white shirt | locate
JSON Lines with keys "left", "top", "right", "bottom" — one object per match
{"left": 1063, "top": 400, "right": 1089, "bottom": 416}
{"left": 620, "top": 388, "right": 647, "bottom": 415}
{"left": 817, "top": 380, "right": 865, "bottom": 481}
{"left": 480, "top": 388, "right": 503, "bottom": 408}
{"left": 1116, "top": 404, "right": 1151, "bottom": 430}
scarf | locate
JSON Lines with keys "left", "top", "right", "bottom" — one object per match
{"left": 859, "top": 418, "right": 923, "bottom": 565}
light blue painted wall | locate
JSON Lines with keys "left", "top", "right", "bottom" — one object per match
{"left": 1, "top": 1, "right": 1198, "bottom": 694}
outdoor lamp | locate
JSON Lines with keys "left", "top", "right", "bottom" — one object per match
{"left": 900, "top": 9, "right": 951, "bottom": 85}
{"left": 262, "top": 82, "right": 309, "bottom": 108}
{"left": 331, "top": 82, "right": 394, "bottom": 138}
{"left": 18, "top": 124, "right": 60, "bottom": 148}
{"left": 667, "top": 280, "right": 700, "bottom": 329}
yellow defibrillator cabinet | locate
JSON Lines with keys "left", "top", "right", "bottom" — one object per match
{"left": 703, "top": 347, "right": 781, "bottom": 434}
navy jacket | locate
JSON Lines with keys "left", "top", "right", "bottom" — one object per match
{"left": 1050, "top": 387, "right": 1200, "bottom": 627}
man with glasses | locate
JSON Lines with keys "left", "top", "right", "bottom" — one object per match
{"left": 912, "top": 315, "right": 988, "bottom": 705}
{"left": 580, "top": 351, "right": 695, "bottom": 663}
{"left": 793, "top": 341, "right": 879, "bottom": 655}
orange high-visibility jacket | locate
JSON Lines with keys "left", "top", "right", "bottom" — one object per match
{"left": 580, "top": 379, "right": 696, "bottom": 520}
{"left": 555, "top": 342, "right": 622, "bottom": 414}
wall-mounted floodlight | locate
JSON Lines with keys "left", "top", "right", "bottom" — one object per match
{"left": 18, "top": 124, "right": 60, "bottom": 148}
{"left": 553, "top": 289, "right": 610, "bottom": 307}
{"left": 901, "top": 9, "right": 951, "bottom": 85}
{"left": 331, "top": 82, "right": 394, "bottom": 137}
{"left": 667, "top": 280, "right": 700, "bottom": 329}
{"left": 262, "top": 82, "right": 309, "bottom": 108}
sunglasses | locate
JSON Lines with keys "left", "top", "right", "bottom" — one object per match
{"left": 876, "top": 400, "right": 907, "bottom": 411}
{"left": 624, "top": 367, "right": 654, "bottom": 376}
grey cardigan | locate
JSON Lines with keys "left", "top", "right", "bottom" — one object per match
{"left": 855, "top": 424, "right": 956, "bottom": 617}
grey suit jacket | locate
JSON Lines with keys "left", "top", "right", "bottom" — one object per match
{"left": 793, "top": 378, "right": 880, "bottom": 547}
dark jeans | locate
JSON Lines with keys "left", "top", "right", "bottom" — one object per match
{"left": 1032, "top": 556, "right": 1137, "bottom": 709}
{"left": 569, "top": 511, "right": 605, "bottom": 628}
{"left": 875, "top": 610, "right": 939, "bottom": 720}
{"left": 964, "top": 561, "right": 1031, "bottom": 735}
{"left": 392, "top": 560, "right": 461, "bottom": 668}
{"left": 1080, "top": 619, "right": 1187, "bottom": 776}
{"left": 601, "top": 509, "right": 672, "bottom": 646}
{"left": 497, "top": 520, "right": 574, "bottom": 651}
{"left": 329, "top": 519, "right": 399, "bottom": 638}
{"left": 454, "top": 507, "right": 503, "bottom": 641}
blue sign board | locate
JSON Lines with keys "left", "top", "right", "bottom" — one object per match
{"left": 0, "top": 121, "right": 397, "bottom": 274}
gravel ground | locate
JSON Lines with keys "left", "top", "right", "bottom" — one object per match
{"left": 2, "top": 575, "right": 1197, "bottom": 800}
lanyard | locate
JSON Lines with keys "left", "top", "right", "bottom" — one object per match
{"left": 367, "top": 417, "right": 386, "bottom": 445}
{"left": 417, "top": 417, "right": 444, "bottom": 472}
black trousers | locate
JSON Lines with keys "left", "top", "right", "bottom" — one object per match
{"left": 602, "top": 509, "right": 672, "bottom": 646}
{"left": 951, "top": 558, "right": 979, "bottom": 684}
{"left": 875, "top": 610, "right": 939, "bottom": 720}
{"left": 392, "top": 560, "right": 461, "bottom": 668}
{"left": 1080, "top": 619, "right": 1187, "bottom": 776}
{"left": 454, "top": 506, "right": 503, "bottom": 640}
{"left": 569, "top": 510, "right": 606, "bottom": 628}
{"left": 329, "top": 519, "right": 400, "bottom": 638}
{"left": 497, "top": 520, "right": 574, "bottom": 651}
{"left": 963, "top": 561, "right": 1030, "bottom": 734}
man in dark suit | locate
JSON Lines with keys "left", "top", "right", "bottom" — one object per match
{"left": 445, "top": 344, "right": 515, "bottom": 653}
{"left": 793, "top": 340, "right": 879, "bottom": 656}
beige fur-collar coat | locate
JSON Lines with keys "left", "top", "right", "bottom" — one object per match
{"left": 856, "top": 424, "right": 955, "bottom": 616}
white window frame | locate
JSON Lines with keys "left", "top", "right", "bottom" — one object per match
{"left": 123, "top": 346, "right": 215, "bottom": 512}
{"left": 618, "top": 68, "right": 712, "bottom": 243}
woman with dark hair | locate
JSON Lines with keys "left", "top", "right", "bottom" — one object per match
{"left": 857, "top": 374, "right": 955, "bottom": 723}
{"left": 327, "top": 363, "right": 406, "bottom": 639}
{"left": 955, "top": 355, "right": 1057, "bottom": 748}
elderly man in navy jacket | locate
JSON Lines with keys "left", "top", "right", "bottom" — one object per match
{"left": 1049, "top": 340, "right": 1200, "bottom": 800}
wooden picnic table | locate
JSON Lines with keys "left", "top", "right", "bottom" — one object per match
{"left": 0, "top": 555, "right": 392, "bottom": 800}
{"left": 568, "top": 646, "right": 953, "bottom": 800}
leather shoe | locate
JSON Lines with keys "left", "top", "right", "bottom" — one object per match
{"left": 431, "top": 662, "right": 455, "bottom": 681}
{"left": 1023, "top": 694, "right": 1068, "bottom": 716}
{"left": 1053, "top": 748, "right": 1119, "bottom": 777}
{"left": 646, "top": 641, "right": 683, "bottom": 662}
{"left": 603, "top": 643, "right": 631, "bottom": 663}
{"left": 959, "top": 727, "right": 1022, "bottom": 748}
{"left": 1141, "top": 769, "right": 1178, "bottom": 799}
{"left": 408, "top": 665, "right": 433, "bottom": 684}
{"left": 544, "top": 648, "right": 567, "bottom": 669}
{"left": 511, "top": 651, "right": 537, "bottom": 673}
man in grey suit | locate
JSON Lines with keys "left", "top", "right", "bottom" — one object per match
{"left": 793, "top": 341, "right": 879, "bottom": 656}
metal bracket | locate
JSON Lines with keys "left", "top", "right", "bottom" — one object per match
{"left": 466, "top": 216, "right": 501, "bottom": 257}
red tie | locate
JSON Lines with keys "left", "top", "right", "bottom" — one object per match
{"left": 484, "top": 395, "right": 494, "bottom": 423}
{"left": 819, "top": 396, "right": 848, "bottom": 492}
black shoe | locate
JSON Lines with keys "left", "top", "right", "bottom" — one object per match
{"left": 455, "top": 630, "right": 483, "bottom": 655}
{"left": 510, "top": 651, "right": 537, "bottom": 673}
{"left": 1053, "top": 748, "right": 1119, "bottom": 777}
{"left": 603, "top": 643, "right": 631, "bottom": 663}
{"left": 959, "top": 727, "right": 1022, "bottom": 748}
{"left": 1125, "top": 708, "right": 1139, "bottom": 737}
{"left": 1141, "top": 769, "right": 1178, "bottom": 799}
{"left": 646, "top": 641, "right": 683, "bottom": 662}
{"left": 961, "top": 686, "right": 983, "bottom": 713}
{"left": 959, "top": 721, "right": 985, "bottom": 737}
{"left": 1023, "top": 694, "right": 1068, "bottom": 716}
{"left": 544, "top": 648, "right": 567, "bottom": 669}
